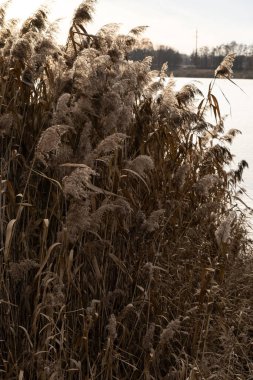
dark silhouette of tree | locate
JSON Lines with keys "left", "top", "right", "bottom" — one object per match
{"left": 129, "top": 44, "right": 182, "bottom": 70}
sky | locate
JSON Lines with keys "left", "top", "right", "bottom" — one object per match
{"left": 1, "top": 0, "right": 253, "bottom": 54}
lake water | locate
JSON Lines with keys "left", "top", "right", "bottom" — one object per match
{"left": 174, "top": 78, "right": 253, "bottom": 211}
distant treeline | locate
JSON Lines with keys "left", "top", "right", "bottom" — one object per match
{"left": 129, "top": 45, "right": 182, "bottom": 71}
{"left": 129, "top": 41, "right": 253, "bottom": 73}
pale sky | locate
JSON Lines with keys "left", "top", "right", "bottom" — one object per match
{"left": 1, "top": 0, "right": 253, "bottom": 54}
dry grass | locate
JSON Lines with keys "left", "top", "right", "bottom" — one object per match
{"left": 0, "top": 1, "right": 252, "bottom": 379}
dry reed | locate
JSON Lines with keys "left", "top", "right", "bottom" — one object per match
{"left": 0, "top": 2, "right": 252, "bottom": 379}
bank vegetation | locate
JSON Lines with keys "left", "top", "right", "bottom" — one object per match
{"left": 0, "top": 1, "right": 252, "bottom": 379}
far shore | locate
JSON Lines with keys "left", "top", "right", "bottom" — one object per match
{"left": 172, "top": 68, "right": 253, "bottom": 79}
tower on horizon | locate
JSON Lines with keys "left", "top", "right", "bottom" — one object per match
{"left": 195, "top": 29, "right": 198, "bottom": 56}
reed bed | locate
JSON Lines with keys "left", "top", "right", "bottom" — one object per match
{"left": 0, "top": 1, "right": 252, "bottom": 379}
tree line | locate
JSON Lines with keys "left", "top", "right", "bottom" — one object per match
{"left": 130, "top": 40, "right": 253, "bottom": 72}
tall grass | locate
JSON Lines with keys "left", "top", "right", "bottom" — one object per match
{"left": 0, "top": 1, "right": 252, "bottom": 379}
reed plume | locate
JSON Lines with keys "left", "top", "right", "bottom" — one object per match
{"left": 215, "top": 52, "right": 236, "bottom": 78}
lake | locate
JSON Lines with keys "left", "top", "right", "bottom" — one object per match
{"left": 174, "top": 78, "right": 253, "bottom": 212}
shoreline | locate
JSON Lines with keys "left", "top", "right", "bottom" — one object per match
{"left": 172, "top": 68, "right": 253, "bottom": 79}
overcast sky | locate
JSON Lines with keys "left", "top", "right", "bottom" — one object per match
{"left": 1, "top": 0, "right": 253, "bottom": 54}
